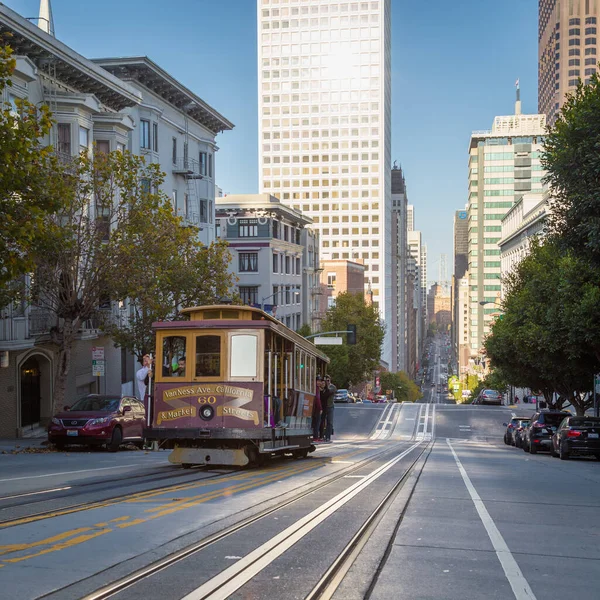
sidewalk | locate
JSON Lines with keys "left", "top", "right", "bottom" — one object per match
{"left": 0, "top": 438, "right": 47, "bottom": 453}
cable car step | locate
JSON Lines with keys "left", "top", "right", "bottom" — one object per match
{"left": 259, "top": 442, "right": 300, "bottom": 453}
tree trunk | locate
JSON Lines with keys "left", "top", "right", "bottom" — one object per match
{"left": 52, "top": 318, "right": 76, "bottom": 413}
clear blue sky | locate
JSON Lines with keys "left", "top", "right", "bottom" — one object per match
{"left": 6, "top": 0, "right": 538, "bottom": 279}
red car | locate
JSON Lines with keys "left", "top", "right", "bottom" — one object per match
{"left": 48, "top": 394, "right": 146, "bottom": 451}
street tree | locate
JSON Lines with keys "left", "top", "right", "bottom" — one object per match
{"left": 484, "top": 240, "right": 599, "bottom": 414}
{"left": 0, "top": 45, "right": 66, "bottom": 308}
{"left": 320, "top": 292, "right": 384, "bottom": 388}
{"left": 543, "top": 73, "right": 600, "bottom": 264}
{"left": 29, "top": 149, "right": 211, "bottom": 412}
{"left": 104, "top": 235, "right": 235, "bottom": 363}
{"left": 380, "top": 371, "right": 422, "bottom": 403}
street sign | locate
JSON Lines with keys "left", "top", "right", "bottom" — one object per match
{"left": 92, "top": 346, "right": 105, "bottom": 360}
{"left": 92, "top": 359, "right": 105, "bottom": 377}
{"left": 313, "top": 337, "right": 343, "bottom": 345}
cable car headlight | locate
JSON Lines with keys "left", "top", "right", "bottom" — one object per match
{"left": 199, "top": 405, "right": 215, "bottom": 421}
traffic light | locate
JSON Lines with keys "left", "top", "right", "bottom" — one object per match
{"left": 347, "top": 324, "right": 357, "bottom": 345}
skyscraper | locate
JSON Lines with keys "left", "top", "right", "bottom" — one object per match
{"left": 391, "top": 164, "right": 408, "bottom": 372}
{"left": 467, "top": 97, "right": 546, "bottom": 356}
{"left": 539, "top": 0, "right": 600, "bottom": 124}
{"left": 257, "top": 0, "right": 393, "bottom": 364}
{"left": 453, "top": 209, "right": 469, "bottom": 376}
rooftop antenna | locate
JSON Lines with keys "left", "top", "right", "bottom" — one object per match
{"left": 37, "top": 0, "right": 55, "bottom": 37}
{"left": 515, "top": 78, "right": 521, "bottom": 116}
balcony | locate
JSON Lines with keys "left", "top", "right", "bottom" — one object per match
{"left": 172, "top": 158, "right": 203, "bottom": 179}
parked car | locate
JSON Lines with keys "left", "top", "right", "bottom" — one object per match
{"left": 503, "top": 417, "right": 528, "bottom": 445}
{"left": 334, "top": 389, "right": 351, "bottom": 403}
{"left": 513, "top": 419, "right": 531, "bottom": 448}
{"left": 523, "top": 411, "right": 571, "bottom": 454}
{"left": 48, "top": 394, "right": 146, "bottom": 451}
{"left": 477, "top": 389, "right": 503, "bottom": 406}
{"left": 551, "top": 416, "right": 600, "bottom": 460}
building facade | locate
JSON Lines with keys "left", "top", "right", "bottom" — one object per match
{"left": 256, "top": 0, "right": 393, "bottom": 365}
{"left": 215, "top": 194, "right": 314, "bottom": 330}
{"left": 427, "top": 284, "right": 452, "bottom": 328}
{"left": 499, "top": 190, "right": 549, "bottom": 294}
{"left": 467, "top": 99, "right": 546, "bottom": 357}
{"left": 539, "top": 0, "right": 600, "bottom": 124}
{"left": 320, "top": 259, "right": 367, "bottom": 309}
{"left": 0, "top": 3, "right": 232, "bottom": 437}
{"left": 452, "top": 209, "right": 469, "bottom": 374}
{"left": 94, "top": 57, "right": 233, "bottom": 246}
{"left": 391, "top": 164, "right": 408, "bottom": 373}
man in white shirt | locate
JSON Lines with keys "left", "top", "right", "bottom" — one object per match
{"left": 136, "top": 354, "right": 152, "bottom": 401}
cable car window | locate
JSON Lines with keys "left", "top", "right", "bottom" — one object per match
{"left": 230, "top": 334, "right": 258, "bottom": 378}
{"left": 221, "top": 310, "right": 240, "bottom": 319}
{"left": 203, "top": 310, "right": 221, "bottom": 319}
{"left": 195, "top": 335, "right": 221, "bottom": 377}
{"left": 162, "top": 336, "right": 187, "bottom": 377}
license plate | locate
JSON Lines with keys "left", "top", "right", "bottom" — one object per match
{"left": 589, "top": 433, "right": 599, "bottom": 439}
{"left": 67, "top": 430, "right": 78, "bottom": 437}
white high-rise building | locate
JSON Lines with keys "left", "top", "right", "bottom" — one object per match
{"left": 257, "top": 0, "right": 393, "bottom": 364}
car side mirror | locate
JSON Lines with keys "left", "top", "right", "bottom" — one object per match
{"left": 502, "top": 423, "right": 508, "bottom": 427}
{"left": 122, "top": 405, "right": 132, "bottom": 413}
{"left": 64, "top": 406, "right": 70, "bottom": 411}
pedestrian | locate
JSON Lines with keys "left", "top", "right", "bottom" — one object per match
{"left": 514, "top": 395, "right": 520, "bottom": 404}
{"left": 313, "top": 375, "right": 323, "bottom": 441}
{"left": 320, "top": 375, "right": 337, "bottom": 443}
{"left": 136, "top": 355, "right": 152, "bottom": 404}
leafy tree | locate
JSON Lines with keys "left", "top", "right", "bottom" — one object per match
{"left": 297, "top": 323, "right": 312, "bottom": 337}
{"left": 320, "top": 292, "right": 384, "bottom": 388}
{"left": 543, "top": 73, "right": 600, "bottom": 264}
{"left": 485, "top": 240, "right": 598, "bottom": 415}
{"left": 30, "top": 150, "right": 223, "bottom": 411}
{"left": 104, "top": 236, "right": 235, "bottom": 362}
{"left": 0, "top": 46, "right": 66, "bottom": 307}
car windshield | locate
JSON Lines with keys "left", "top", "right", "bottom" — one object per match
{"left": 484, "top": 390, "right": 500, "bottom": 397}
{"left": 69, "top": 396, "right": 121, "bottom": 412}
{"left": 541, "top": 413, "right": 570, "bottom": 425}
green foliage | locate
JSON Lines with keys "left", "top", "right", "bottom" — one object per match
{"left": 543, "top": 73, "right": 600, "bottom": 264}
{"left": 378, "top": 370, "right": 422, "bottom": 403}
{"left": 296, "top": 323, "right": 312, "bottom": 337}
{"left": 0, "top": 46, "right": 67, "bottom": 307}
{"left": 484, "top": 240, "right": 599, "bottom": 415}
{"left": 320, "top": 292, "right": 384, "bottom": 388}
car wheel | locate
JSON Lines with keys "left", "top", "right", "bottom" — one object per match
{"left": 107, "top": 427, "right": 123, "bottom": 452}
{"left": 559, "top": 441, "right": 570, "bottom": 461}
{"left": 529, "top": 441, "right": 537, "bottom": 454}
{"left": 504, "top": 435, "right": 509, "bottom": 445}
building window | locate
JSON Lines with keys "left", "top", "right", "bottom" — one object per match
{"left": 199, "top": 152, "right": 207, "bottom": 176}
{"left": 184, "top": 142, "right": 189, "bottom": 167}
{"left": 140, "top": 120, "right": 151, "bottom": 149}
{"left": 569, "top": 28, "right": 581, "bottom": 35}
{"left": 239, "top": 252, "right": 258, "bottom": 272}
{"left": 273, "top": 220, "right": 280, "bottom": 238}
{"left": 57, "top": 123, "right": 71, "bottom": 155}
{"left": 208, "top": 154, "right": 213, "bottom": 178}
{"left": 215, "top": 221, "right": 221, "bottom": 238}
{"left": 327, "top": 273, "right": 336, "bottom": 288}
{"left": 96, "top": 140, "right": 110, "bottom": 154}
{"left": 585, "top": 47, "right": 597, "bottom": 54}
{"left": 200, "top": 199, "right": 207, "bottom": 222}
{"left": 272, "top": 285, "right": 279, "bottom": 305}
{"left": 152, "top": 123, "right": 158, "bottom": 152}
{"left": 172, "top": 137, "right": 177, "bottom": 164}
{"left": 586, "top": 37, "right": 597, "bottom": 44}
{"left": 285, "top": 255, "right": 291, "bottom": 274}
{"left": 273, "top": 252, "right": 278, "bottom": 273}
{"left": 239, "top": 286, "right": 258, "bottom": 305}
{"left": 569, "top": 58, "right": 581, "bottom": 65}
{"left": 285, "top": 286, "right": 291, "bottom": 304}
{"left": 79, "top": 126, "right": 89, "bottom": 150}
{"left": 238, "top": 219, "right": 258, "bottom": 237}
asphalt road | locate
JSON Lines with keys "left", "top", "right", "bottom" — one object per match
{"left": 0, "top": 402, "right": 598, "bottom": 600}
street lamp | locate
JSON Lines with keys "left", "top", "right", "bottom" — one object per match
{"left": 261, "top": 288, "right": 300, "bottom": 311}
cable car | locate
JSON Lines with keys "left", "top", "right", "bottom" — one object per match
{"left": 145, "top": 305, "right": 329, "bottom": 467}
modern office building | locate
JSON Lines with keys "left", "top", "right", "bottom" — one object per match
{"left": 407, "top": 230, "right": 424, "bottom": 360}
{"left": 391, "top": 164, "right": 408, "bottom": 373}
{"left": 539, "top": 0, "right": 600, "bottom": 124}
{"left": 467, "top": 96, "right": 546, "bottom": 357}
{"left": 215, "top": 194, "right": 314, "bottom": 330}
{"left": 257, "top": 0, "right": 393, "bottom": 365}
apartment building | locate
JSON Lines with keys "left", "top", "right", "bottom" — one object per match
{"left": 452, "top": 209, "right": 469, "bottom": 375}
{"left": 215, "top": 194, "right": 315, "bottom": 330}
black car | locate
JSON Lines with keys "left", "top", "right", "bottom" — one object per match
{"left": 514, "top": 419, "right": 531, "bottom": 448}
{"left": 524, "top": 411, "right": 571, "bottom": 454}
{"left": 551, "top": 416, "right": 600, "bottom": 460}
{"left": 503, "top": 417, "right": 529, "bottom": 446}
